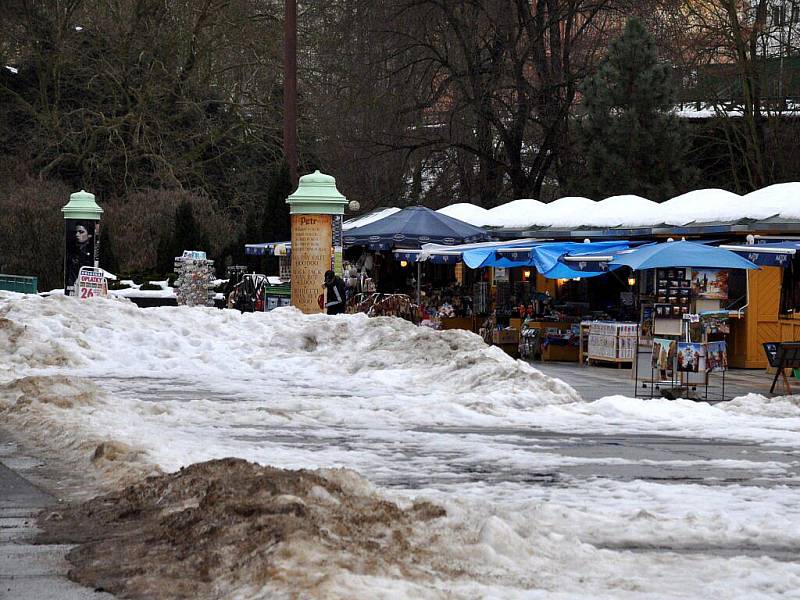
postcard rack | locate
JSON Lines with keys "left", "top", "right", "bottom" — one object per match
{"left": 633, "top": 314, "right": 729, "bottom": 402}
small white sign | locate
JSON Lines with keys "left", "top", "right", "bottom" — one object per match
{"left": 494, "top": 267, "right": 509, "bottom": 282}
{"left": 76, "top": 266, "right": 108, "bottom": 300}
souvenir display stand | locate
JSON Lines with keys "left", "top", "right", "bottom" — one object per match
{"left": 634, "top": 313, "right": 729, "bottom": 402}
{"left": 175, "top": 251, "right": 216, "bottom": 307}
{"left": 633, "top": 264, "right": 734, "bottom": 400}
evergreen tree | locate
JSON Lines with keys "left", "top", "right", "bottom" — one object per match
{"left": 156, "top": 201, "right": 211, "bottom": 274}
{"left": 578, "top": 18, "right": 696, "bottom": 202}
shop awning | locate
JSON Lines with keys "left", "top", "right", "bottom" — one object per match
{"left": 245, "top": 242, "right": 291, "bottom": 256}
{"left": 393, "top": 239, "right": 541, "bottom": 264}
{"left": 394, "top": 239, "right": 635, "bottom": 279}
{"left": 343, "top": 205, "right": 491, "bottom": 249}
{"left": 719, "top": 241, "right": 800, "bottom": 267}
{"left": 570, "top": 240, "right": 758, "bottom": 271}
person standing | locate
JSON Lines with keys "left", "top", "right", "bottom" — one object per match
{"left": 323, "top": 270, "right": 346, "bottom": 315}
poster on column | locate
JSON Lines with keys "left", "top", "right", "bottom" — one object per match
{"left": 332, "top": 214, "right": 343, "bottom": 274}
{"left": 64, "top": 219, "right": 100, "bottom": 296}
{"left": 291, "top": 214, "right": 332, "bottom": 314}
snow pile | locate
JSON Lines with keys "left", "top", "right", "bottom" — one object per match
{"left": 434, "top": 182, "right": 800, "bottom": 229}
{"left": 40, "top": 458, "right": 448, "bottom": 599}
{"left": 0, "top": 292, "right": 579, "bottom": 484}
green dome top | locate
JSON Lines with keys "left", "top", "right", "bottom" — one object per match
{"left": 299, "top": 170, "right": 337, "bottom": 186}
{"left": 62, "top": 189, "right": 103, "bottom": 220}
{"left": 286, "top": 170, "right": 347, "bottom": 215}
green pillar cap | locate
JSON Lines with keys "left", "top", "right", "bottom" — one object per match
{"left": 62, "top": 189, "right": 103, "bottom": 220}
{"left": 286, "top": 170, "right": 347, "bottom": 215}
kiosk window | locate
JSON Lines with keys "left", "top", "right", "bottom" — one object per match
{"left": 726, "top": 269, "right": 747, "bottom": 311}
{"left": 780, "top": 257, "right": 800, "bottom": 317}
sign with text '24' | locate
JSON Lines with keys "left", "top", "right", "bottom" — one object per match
{"left": 76, "top": 266, "right": 108, "bottom": 300}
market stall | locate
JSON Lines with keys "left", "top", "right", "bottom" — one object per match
{"left": 342, "top": 206, "right": 491, "bottom": 323}
{"left": 567, "top": 240, "right": 757, "bottom": 397}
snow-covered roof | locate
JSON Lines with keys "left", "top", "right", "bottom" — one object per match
{"left": 436, "top": 203, "right": 491, "bottom": 226}
{"left": 343, "top": 207, "right": 401, "bottom": 230}
{"left": 434, "top": 183, "right": 800, "bottom": 230}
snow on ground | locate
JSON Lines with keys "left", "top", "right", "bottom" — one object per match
{"left": 2, "top": 291, "right": 800, "bottom": 598}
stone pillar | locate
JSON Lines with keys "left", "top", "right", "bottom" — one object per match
{"left": 61, "top": 190, "right": 103, "bottom": 296}
{"left": 286, "top": 171, "right": 347, "bottom": 314}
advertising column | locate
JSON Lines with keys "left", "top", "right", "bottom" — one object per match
{"left": 61, "top": 190, "right": 103, "bottom": 296}
{"left": 286, "top": 171, "right": 347, "bottom": 314}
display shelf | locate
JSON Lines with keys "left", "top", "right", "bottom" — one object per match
{"left": 587, "top": 321, "right": 638, "bottom": 365}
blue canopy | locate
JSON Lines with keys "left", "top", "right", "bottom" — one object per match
{"left": 343, "top": 205, "right": 490, "bottom": 249}
{"left": 466, "top": 240, "right": 632, "bottom": 279}
{"left": 719, "top": 241, "right": 799, "bottom": 267}
{"left": 607, "top": 240, "right": 758, "bottom": 271}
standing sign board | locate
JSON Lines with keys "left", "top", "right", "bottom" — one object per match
{"left": 75, "top": 266, "right": 108, "bottom": 300}
{"left": 764, "top": 342, "right": 800, "bottom": 394}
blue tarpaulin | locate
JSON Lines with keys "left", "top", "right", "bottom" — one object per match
{"left": 465, "top": 241, "right": 633, "bottom": 279}
{"left": 343, "top": 205, "right": 490, "bottom": 249}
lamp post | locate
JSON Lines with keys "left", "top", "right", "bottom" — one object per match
{"left": 286, "top": 171, "right": 347, "bottom": 313}
{"left": 61, "top": 190, "right": 103, "bottom": 296}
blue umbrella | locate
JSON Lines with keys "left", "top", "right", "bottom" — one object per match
{"left": 609, "top": 240, "right": 758, "bottom": 270}
{"left": 343, "top": 205, "right": 490, "bottom": 249}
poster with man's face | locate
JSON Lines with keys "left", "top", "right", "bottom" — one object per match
{"left": 64, "top": 219, "right": 100, "bottom": 295}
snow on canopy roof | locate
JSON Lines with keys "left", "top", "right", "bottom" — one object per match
{"left": 434, "top": 183, "right": 800, "bottom": 229}
{"left": 343, "top": 207, "right": 401, "bottom": 230}
{"left": 659, "top": 189, "right": 747, "bottom": 225}
{"left": 484, "top": 199, "right": 546, "bottom": 227}
{"left": 436, "top": 202, "right": 490, "bottom": 226}
{"left": 593, "top": 195, "right": 662, "bottom": 227}
{"left": 542, "top": 196, "right": 596, "bottom": 228}
{"left": 742, "top": 183, "right": 800, "bottom": 220}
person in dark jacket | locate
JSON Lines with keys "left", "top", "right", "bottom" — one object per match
{"left": 323, "top": 270, "right": 347, "bottom": 315}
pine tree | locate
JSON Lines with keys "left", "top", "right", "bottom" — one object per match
{"left": 156, "top": 201, "right": 211, "bottom": 274}
{"left": 578, "top": 18, "right": 696, "bottom": 202}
